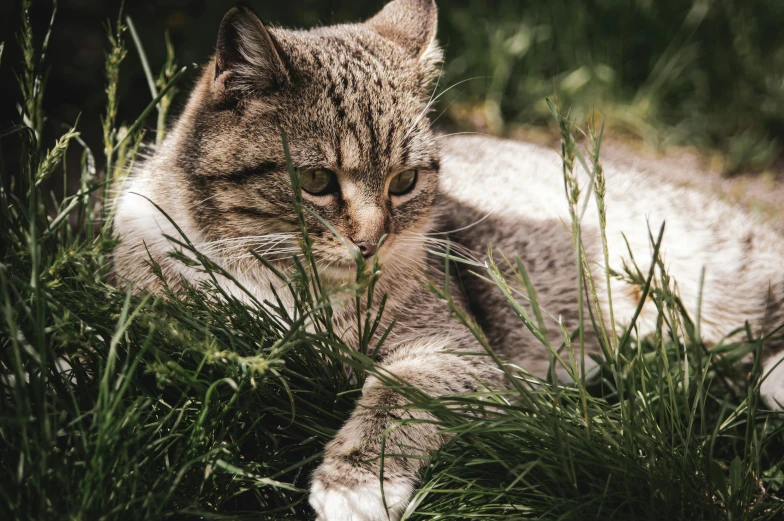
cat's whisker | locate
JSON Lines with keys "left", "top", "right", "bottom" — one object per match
{"left": 421, "top": 237, "right": 478, "bottom": 255}
{"left": 315, "top": 258, "right": 338, "bottom": 276}
{"left": 416, "top": 55, "right": 446, "bottom": 133}
{"left": 429, "top": 92, "right": 463, "bottom": 126}
{"left": 253, "top": 242, "right": 301, "bottom": 257}
{"left": 428, "top": 54, "right": 446, "bottom": 108}
{"left": 403, "top": 76, "right": 487, "bottom": 141}
{"left": 405, "top": 233, "right": 481, "bottom": 257}
{"left": 263, "top": 252, "right": 304, "bottom": 263}
{"left": 434, "top": 131, "right": 486, "bottom": 141}
{"left": 228, "top": 248, "right": 302, "bottom": 261}
{"left": 206, "top": 236, "right": 294, "bottom": 248}
{"left": 193, "top": 193, "right": 224, "bottom": 206}
{"left": 196, "top": 235, "right": 297, "bottom": 258}
{"left": 396, "top": 236, "right": 481, "bottom": 265}
{"left": 423, "top": 247, "right": 480, "bottom": 265}
{"left": 217, "top": 238, "right": 298, "bottom": 259}
{"left": 197, "top": 233, "right": 296, "bottom": 249}
{"left": 379, "top": 243, "right": 430, "bottom": 279}
{"left": 424, "top": 202, "right": 502, "bottom": 236}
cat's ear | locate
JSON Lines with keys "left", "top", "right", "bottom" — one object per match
{"left": 214, "top": 4, "right": 288, "bottom": 96}
{"left": 367, "top": 0, "right": 442, "bottom": 95}
{"left": 366, "top": 0, "right": 439, "bottom": 60}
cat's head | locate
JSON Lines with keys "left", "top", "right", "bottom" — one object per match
{"left": 169, "top": 0, "right": 442, "bottom": 279}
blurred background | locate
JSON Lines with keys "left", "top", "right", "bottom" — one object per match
{"left": 2, "top": 0, "right": 784, "bottom": 179}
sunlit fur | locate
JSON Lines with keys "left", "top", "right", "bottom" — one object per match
{"left": 112, "top": 1, "right": 784, "bottom": 520}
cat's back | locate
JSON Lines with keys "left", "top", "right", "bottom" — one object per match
{"left": 435, "top": 134, "right": 784, "bottom": 375}
{"left": 437, "top": 133, "right": 783, "bottom": 264}
{"left": 437, "top": 133, "right": 749, "bottom": 234}
{"left": 437, "top": 134, "right": 569, "bottom": 225}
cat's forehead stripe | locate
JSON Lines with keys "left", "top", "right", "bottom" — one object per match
{"left": 339, "top": 130, "right": 362, "bottom": 171}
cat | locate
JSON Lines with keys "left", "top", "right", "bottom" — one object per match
{"left": 111, "top": 1, "right": 784, "bottom": 520}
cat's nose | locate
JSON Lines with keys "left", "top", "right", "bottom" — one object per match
{"left": 353, "top": 240, "right": 377, "bottom": 259}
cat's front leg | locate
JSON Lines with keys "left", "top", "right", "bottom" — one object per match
{"left": 309, "top": 345, "right": 479, "bottom": 521}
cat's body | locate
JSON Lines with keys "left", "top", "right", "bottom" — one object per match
{"left": 112, "top": 1, "right": 784, "bottom": 520}
{"left": 439, "top": 135, "right": 784, "bottom": 374}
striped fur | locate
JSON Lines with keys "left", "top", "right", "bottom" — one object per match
{"left": 112, "top": 2, "right": 784, "bottom": 520}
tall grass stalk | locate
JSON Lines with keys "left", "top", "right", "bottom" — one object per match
{"left": 101, "top": 2, "right": 127, "bottom": 216}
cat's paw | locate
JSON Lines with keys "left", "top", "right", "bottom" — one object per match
{"left": 761, "top": 352, "right": 784, "bottom": 410}
{"left": 309, "top": 478, "right": 412, "bottom": 521}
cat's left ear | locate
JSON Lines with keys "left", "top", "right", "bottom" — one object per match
{"left": 213, "top": 4, "right": 288, "bottom": 97}
{"left": 367, "top": 0, "right": 440, "bottom": 60}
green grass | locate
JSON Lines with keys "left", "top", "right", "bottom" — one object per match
{"left": 437, "top": 0, "right": 784, "bottom": 173}
{"left": 2, "top": 5, "right": 784, "bottom": 521}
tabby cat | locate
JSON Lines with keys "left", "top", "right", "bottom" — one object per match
{"left": 112, "top": 1, "right": 784, "bottom": 519}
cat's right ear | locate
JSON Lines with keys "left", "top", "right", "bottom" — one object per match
{"left": 213, "top": 4, "right": 288, "bottom": 97}
{"left": 367, "top": 0, "right": 438, "bottom": 59}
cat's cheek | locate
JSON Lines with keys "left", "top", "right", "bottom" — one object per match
{"left": 309, "top": 479, "right": 412, "bottom": 521}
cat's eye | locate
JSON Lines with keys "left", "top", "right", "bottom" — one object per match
{"left": 301, "top": 168, "right": 337, "bottom": 196}
{"left": 388, "top": 169, "right": 418, "bottom": 196}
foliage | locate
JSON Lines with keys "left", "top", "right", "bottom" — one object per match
{"left": 438, "top": 0, "right": 784, "bottom": 173}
